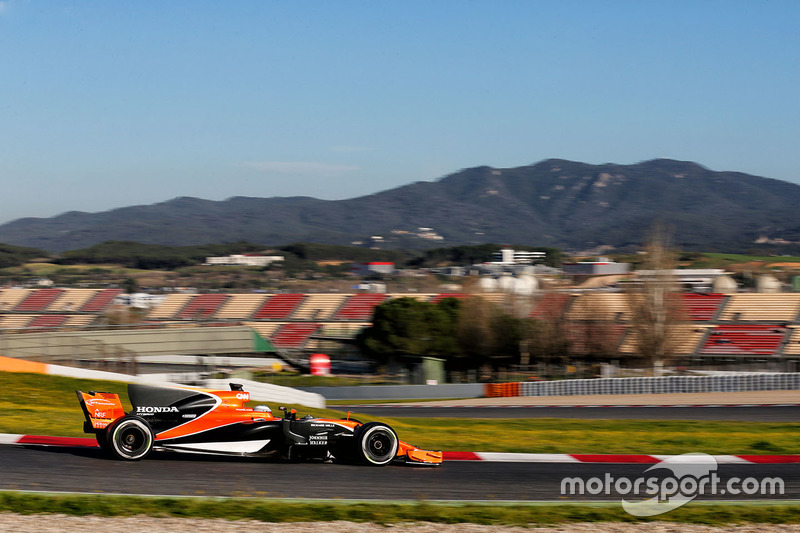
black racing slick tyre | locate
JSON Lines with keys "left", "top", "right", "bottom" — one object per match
{"left": 107, "top": 416, "right": 154, "bottom": 461}
{"left": 355, "top": 422, "right": 398, "bottom": 466}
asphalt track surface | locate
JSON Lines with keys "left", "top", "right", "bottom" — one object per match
{"left": 334, "top": 405, "right": 800, "bottom": 421}
{"left": 2, "top": 445, "right": 799, "bottom": 501}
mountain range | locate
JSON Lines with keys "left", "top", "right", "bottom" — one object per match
{"left": 3, "top": 159, "right": 800, "bottom": 254}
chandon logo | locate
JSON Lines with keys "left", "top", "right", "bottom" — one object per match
{"left": 136, "top": 406, "right": 179, "bottom": 413}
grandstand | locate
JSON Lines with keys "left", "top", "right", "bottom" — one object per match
{"left": 717, "top": 294, "right": 800, "bottom": 322}
{"left": 699, "top": 325, "right": 790, "bottom": 356}
{"left": 530, "top": 293, "right": 573, "bottom": 320}
{"left": 681, "top": 293, "right": 727, "bottom": 322}
{"left": 784, "top": 328, "right": 800, "bottom": 356}
{"left": 215, "top": 294, "right": 268, "bottom": 319}
{"left": 252, "top": 294, "right": 306, "bottom": 320}
{"left": 270, "top": 323, "right": 321, "bottom": 349}
{"left": 14, "top": 288, "right": 63, "bottom": 312}
{"left": 293, "top": 294, "right": 348, "bottom": 320}
{"left": 48, "top": 289, "right": 97, "bottom": 312}
{"left": 0, "top": 315, "right": 34, "bottom": 329}
{"left": 0, "top": 289, "right": 31, "bottom": 311}
{"left": 332, "top": 294, "right": 387, "bottom": 320}
{"left": 242, "top": 321, "right": 282, "bottom": 340}
{"left": 566, "top": 293, "right": 631, "bottom": 322}
{"left": 3, "top": 286, "right": 800, "bottom": 371}
{"left": 176, "top": 294, "right": 230, "bottom": 320}
{"left": 618, "top": 325, "right": 712, "bottom": 355}
{"left": 27, "top": 315, "right": 68, "bottom": 329}
{"left": 80, "top": 289, "right": 123, "bottom": 312}
{"left": 148, "top": 293, "right": 194, "bottom": 319}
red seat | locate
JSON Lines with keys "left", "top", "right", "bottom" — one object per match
{"left": 176, "top": 294, "right": 230, "bottom": 319}
{"left": 271, "top": 323, "right": 320, "bottom": 348}
{"left": 14, "top": 289, "right": 64, "bottom": 312}
{"left": 252, "top": 294, "right": 306, "bottom": 319}
{"left": 682, "top": 293, "right": 725, "bottom": 322}
{"left": 80, "top": 289, "right": 123, "bottom": 312}
{"left": 699, "top": 325, "right": 787, "bottom": 356}
{"left": 333, "top": 294, "right": 387, "bottom": 320}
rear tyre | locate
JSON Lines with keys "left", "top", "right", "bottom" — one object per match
{"left": 108, "top": 416, "right": 153, "bottom": 461}
{"left": 355, "top": 422, "right": 398, "bottom": 466}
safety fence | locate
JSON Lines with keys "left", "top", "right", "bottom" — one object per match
{"left": 486, "top": 373, "right": 800, "bottom": 398}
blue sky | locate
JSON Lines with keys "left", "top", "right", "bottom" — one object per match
{"left": 1, "top": 1, "right": 798, "bottom": 224}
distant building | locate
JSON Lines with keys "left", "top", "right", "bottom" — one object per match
{"left": 352, "top": 262, "right": 395, "bottom": 275}
{"left": 491, "top": 247, "right": 546, "bottom": 265}
{"left": 563, "top": 258, "right": 631, "bottom": 276}
{"left": 204, "top": 254, "right": 283, "bottom": 267}
{"left": 635, "top": 268, "right": 732, "bottom": 293}
{"left": 114, "top": 293, "right": 166, "bottom": 309}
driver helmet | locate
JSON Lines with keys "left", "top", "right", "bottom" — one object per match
{"left": 253, "top": 405, "right": 272, "bottom": 413}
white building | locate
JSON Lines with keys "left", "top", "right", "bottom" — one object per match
{"left": 351, "top": 262, "right": 395, "bottom": 275}
{"left": 204, "top": 254, "right": 284, "bottom": 267}
{"left": 113, "top": 293, "right": 166, "bottom": 309}
{"left": 491, "top": 248, "right": 546, "bottom": 265}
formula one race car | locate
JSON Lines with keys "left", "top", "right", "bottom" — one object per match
{"left": 76, "top": 383, "right": 442, "bottom": 466}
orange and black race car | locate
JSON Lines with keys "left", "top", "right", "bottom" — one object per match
{"left": 76, "top": 383, "right": 442, "bottom": 466}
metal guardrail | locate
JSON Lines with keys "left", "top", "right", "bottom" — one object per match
{"left": 519, "top": 373, "right": 800, "bottom": 396}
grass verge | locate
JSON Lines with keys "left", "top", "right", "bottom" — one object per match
{"left": 2, "top": 371, "right": 800, "bottom": 455}
{"left": 2, "top": 492, "right": 800, "bottom": 525}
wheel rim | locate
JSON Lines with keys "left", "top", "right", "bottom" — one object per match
{"left": 361, "top": 426, "right": 397, "bottom": 464}
{"left": 113, "top": 420, "right": 152, "bottom": 459}
{"left": 120, "top": 427, "right": 145, "bottom": 453}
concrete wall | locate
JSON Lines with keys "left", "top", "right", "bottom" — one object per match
{"left": 0, "top": 326, "right": 262, "bottom": 361}
{"left": 299, "top": 383, "right": 484, "bottom": 401}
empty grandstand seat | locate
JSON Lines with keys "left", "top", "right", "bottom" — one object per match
{"left": 270, "top": 323, "right": 321, "bottom": 348}
{"left": 252, "top": 294, "right": 306, "bottom": 319}
{"left": 28, "top": 315, "right": 68, "bottom": 328}
{"left": 332, "top": 294, "right": 387, "bottom": 320}
{"left": 216, "top": 294, "right": 269, "bottom": 319}
{"left": 0, "top": 315, "right": 35, "bottom": 329}
{"left": 718, "top": 294, "right": 800, "bottom": 322}
{"left": 784, "top": 328, "right": 800, "bottom": 356}
{"left": 176, "top": 294, "right": 230, "bottom": 319}
{"left": 14, "top": 289, "right": 64, "bottom": 312}
{"left": 566, "top": 293, "right": 631, "bottom": 322}
{"left": 619, "top": 324, "right": 711, "bottom": 355}
{"left": 530, "top": 293, "right": 573, "bottom": 319}
{"left": 63, "top": 315, "right": 97, "bottom": 327}
{"left": 48, "top": 289, "right": 99, "bottom": 312}
{"left": 699, "top": 324, "right": 788, "bottom": 356}
{"left": 293, "top": 294, "right": 348, "bottom": 320}
{"left": 80, "top": 289, "right": 123, "bottom": 312}
{"left": 147, "top": 294, "right": 194, "bottom": 319}
{"left": 681, "top": 293, "right": 726, "bottom": 322}
{"left": 0, "top": 289, "right": 31, "bottom": 311}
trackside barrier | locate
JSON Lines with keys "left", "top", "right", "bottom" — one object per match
{"left": 517, "top": 373, "right": 800, "bottom": 397}
{"left": 484, "top": 382, "right": 521, "bottom": 398}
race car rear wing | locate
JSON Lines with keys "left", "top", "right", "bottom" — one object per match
{"left": 76, "top": 390, "right": 125, "bottom": 432}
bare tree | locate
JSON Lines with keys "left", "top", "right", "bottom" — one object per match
{"left": 626, "top": 224, "right": 685, "bottom": 376}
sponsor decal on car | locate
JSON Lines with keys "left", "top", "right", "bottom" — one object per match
{"left": 136, "top": 406, "right": 180, "bottom": 415}
{"left": 85, "top": 398, "right": 118, "bottom": 408}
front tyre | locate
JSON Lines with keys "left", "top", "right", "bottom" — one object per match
{"left": 356, "top": 422, "right": 398, "bottom": 466}
{"left": 108, "top": 416, "right": 153, "bottom": 461}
